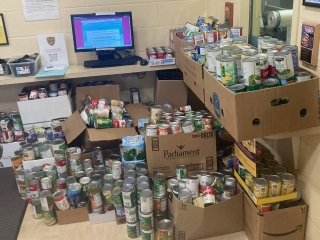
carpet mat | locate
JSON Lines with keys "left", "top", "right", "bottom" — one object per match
{"left": 0, "top": 168, "right": 27, "bottom": 240}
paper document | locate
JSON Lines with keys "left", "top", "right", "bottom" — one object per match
{"left": 22, "top": 0, "right": 60, "bottom": 21}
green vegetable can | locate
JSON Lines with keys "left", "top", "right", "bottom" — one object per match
{"left": 139, "top": 211, "right": 154, "bottom": 231}
{"left": 242, "top": 56, "right": 261, "bottom": 91}
{"left": 121, "top": 135, "right": 146, "bottom": 165}
{"left": 127, "top": 221, "right": 140, "bottom": 238}
{"left": 274, "top": 50, "right": 295, "bottom": 82}
{"left": 221, "top": 56, "right": 237, "bottom": 86}
{"left": 141, "top": 229, "right": 155, "bottom": 240}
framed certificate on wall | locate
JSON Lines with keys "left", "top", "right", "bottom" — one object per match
{"left": 303, "top": 0, "right": 320, "bottom": 8}
{"left": 0, "top": 14, "right": 9, "bottom": 45}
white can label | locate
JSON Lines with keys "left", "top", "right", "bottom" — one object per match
{"left": 112, "top": 165, "right": 122, "bottom": 180}
{"left": 57, "top": 165, "right": 67, "bottom": 174}
{"left": 125, "top": 206, "right": 137, "bottom": 223}
{"left": 40, "top": 197, "right": 50, "bottom": 211}
{"left": 55, "top": 197, "right": 70, "bottom": 211}
{"left": 122, "top": 191, "right": 133, "bottom": 207}
{"left": 140, "top": 196, "right": 153, "bottom": 213}
{"left": 186, "top": 179, "right": 200, "bottom": 198}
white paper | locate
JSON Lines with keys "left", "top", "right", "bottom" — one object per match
{"left": 37, "top": 33, "right": 69, "bottom": 69}
{"left": 22, "top": 0, "right": 60, "bottom": 21}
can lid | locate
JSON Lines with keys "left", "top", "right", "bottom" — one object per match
{"left": 140, "top": 189, "right": 152, "bottom": 198}
{"left": 123, "top": 177, "right": 136, "bottom": 186}
{"left": 137, "top": 175, "right": 149, "bottom": 184}
{"left": 112, "top": 186, "right": 122, "bottom": 195}
{"left": 138, "top": 181, "right": 149, "bottom": 190}
{"left": 157, "top": 219, "right": 173, "bottom": 231}
{"left": 154, "top": 172, "right": 166, "bottom": 181}
{"left": 122, "top": 183, "right": 134, "bottom": 193}
{"left": 254, "top": 178, "right": 268, "bottom": 186}
{"left": 79, "top": 176, "right": 91, "bottom": 185}
{"left": 267, "top": 175, "right": 281, "bottom": 182}
{"left": 282, "top": 173, "right": 295, "bottom": 181}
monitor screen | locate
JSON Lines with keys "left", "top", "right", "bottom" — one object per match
{"left": 71, "top": 12, "right": 134, "bottom": 52}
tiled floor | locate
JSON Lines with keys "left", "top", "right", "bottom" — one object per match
{"left": 18, "top": 205, "right": 248, "bottom": 240}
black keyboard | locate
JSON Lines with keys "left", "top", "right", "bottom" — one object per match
{"left": 84, "top": 57, "right": 138, "bottom": 68}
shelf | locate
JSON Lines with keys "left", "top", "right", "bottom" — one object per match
{"left": 0, "top": 64, "right": 177, "bottom": 86}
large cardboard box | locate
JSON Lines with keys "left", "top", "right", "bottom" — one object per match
{"left": 56, "top": 206, "right": 89, "bottom": 225}
{"left": 171, "top": 29, "right": 194, "bottom": 70}
{"left": 168, "top": 188, "right": 244, "bottom": 240}
{"left": 62, "top": 85, "right": 137, "bottom": 150}
{"left": 155, "top": 70, "right": 188, "bottom": 108}
{"left": 244, "top": 193, "right": 307, "bottom": 240}
{"left": 17, "top": 88, "right": 73, "bottom": 127}
{"left": 0, "top": 142, "right": 21, "bottom": 168}
{"left": 125, "top": 103, "right": 149, "bottom": 127}
{"left": 146, "top": 130, "right": 217, "bottom": 177}
{"left": 204, "top": 69, "right": 319, "bottom": 141}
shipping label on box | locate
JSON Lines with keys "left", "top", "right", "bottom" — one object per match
{"left": 0, "top": 142, "right": 21, "bottom": 168}
{"left": 146, "top": 131, "right": 217, "bottom": 177}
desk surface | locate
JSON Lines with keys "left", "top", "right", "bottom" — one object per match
{"left": 17, "top": 205, "right": 248, "bottom": 240}
{"left": 0, "top": 64, "right": 177, "bottom": 86}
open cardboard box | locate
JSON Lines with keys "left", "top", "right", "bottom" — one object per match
{"left": 171, "top": 29, "right": 194, "bottom": 70}
{"left": 145, "top": 130, "right": 217, "bottom": 177}
{"left": 125, "top": 103, "right": 149, "bottom": 127}
{"left": 168, "top": 186, "right": 244, "bottom": 240}
{"left": 244, "top": 193, "right": 307, "bottom": 240}
{"left": 56, "top": 205, "right": 89, "bottom": 225}
{"left": 204, "top": 69, "right": 320, "bottom": 141}
{"left": 62, "top": 85, "right": 137, "bottom": 150}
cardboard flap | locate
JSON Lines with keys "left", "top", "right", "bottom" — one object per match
{"left": 126, "top": 103, "right": 149, "bottom": 127}
{"left": 76, "top": 85, "right": 120, "bottom": 110}
{"left": 87, "top": 128, "right": 137, "bottom": 142}
{"left": 62, "top": 111, "right": 87, "bottom": 144}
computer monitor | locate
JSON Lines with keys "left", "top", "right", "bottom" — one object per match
{"left": 71, "top": 12, "right": 134, "bottom": 57}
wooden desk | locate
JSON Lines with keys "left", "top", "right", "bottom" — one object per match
{"left": 0, "top": 64, "right": 177, "bottom": 86}
{"left": 18, "top": 205, "right": 248, "bottom": 240}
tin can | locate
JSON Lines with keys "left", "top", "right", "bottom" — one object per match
{"left": 274, "top": 50, "right": 295, "bottom": 83}
{"left": 193, "top": 117, "right": 203, "bottom": 131}
{"left": 42, "top": 210, "right": 57, "bottom": 226}
{"left": 267, "top": 175, "right": 281, "bottom": 197}
{"left": 281, "top": 173, "right": 295, "bottom": 195}
{"left": 231, "top": 26, "right": 243, "bottom": 38}
{"left": 215, "top": 54, "right": 230, "bottom": 81}
{"left": 37, "top": 88, "right": 48, "bottom": 98}
{"left": 140, "top": 189, "right": 153, "bottom": 214}
{"left": 112, "top": 161, "right": 122, "bottom": 180}
{"left": 127, "top": 221, "right": 140, "bottom": 238}
{"left": 92, "top": 146, "right": 104, "bottom": 166}
{"left": 18, "top": 92, "right": 28, "bottom": 101}
{"left": 141, "top": 229, "right": 154, "bottom": 240}
{"left": 122, "top": 183, "right": 136, "bottom": 208}
{"left": 79, "top": 176, "right": 90, "bottom": 199}
{"left": 137, "top": 175, "right": 149, "bottom": 184}
{"left": 182, "top": 120, "right": 194, "bottom": 133}
{"left": 88, "top": 181, "right": 103, "bottom": 213}
{"left": 259, "top": 168, "right": 273, "bottom": 178}
{"left": 169, "top": 121, "right": 182, "bottom": 134}
{"left": 53, "top": 190, "right": 70, "bottom": 211}
{"left": 146, "top": 125, "right": 158, "bottom": 136}
{"left": 9, "top": 111, "right": 23, "bottom": 131}
{"left": 105, "top": 153, "right": 120, "bottom": 174}
{"left": 206, "top": 47, "right": 222, "bottom": 73}
{"left": 211, "top": 172, "right": 225, "bottom": 194}
{"left": 179, "top": 188, "right": 192, "bottom": 203}
{"left": 176, "top": 165, "right": 187, "bottom": 180}
{"left": 31, "top": 197, "right": 43, "bottom": 219}
{"left": 40, "top": 190, "right": 54, "bottom": 211}
{"left": 57, "top": 88, "right": 67, "bottom": 96}
{"left": 267, "top": 50, "right": 278, "bottom": 77}
{"left": 218, "top": 28, "right": 231, "bottom": 40}
{"left": 56, "top": 178, "right": 67, "bottom": 196}
{"left": 153, "top": 173, "right": 166, "bottom": 197}
{"left": 153, "top": 195, "right": 167, "bottom": 216}
{"left": 261, "top": 43, "right": 276, "bottom": 54}
{"left": 102, "top": 183, "right": 114, "bottom": 211}
{"left": 137, "top": 181, "right": 150, "bottom": 203}
{"left": 114, "top": 180, "right": 124, "bottom": 188}
{"left": 30, "top": 179, "right": 41, "bottom": 199}
{"left": 41, "top": 177, "right": 52, "bottom": 191}
{"left": 68, "top": 182, "right": 82, "bottom": 207}
{"left": 220, "top": 56, "right": 237, "bottom": 86}
{"left": 193, "top": 32, "right": 205, "bottom": 45}
{"left": 125, "top": 205, "right": 138, "bottom": 223}
{"left": 186, "top": 176, "right": 199, "bottom": 198}
{"left": 112, "top": 187, "right": 123, "bottom": 208}
{"left": 123, "top": 176, "right": 136, "bottom": 187}
{"left": 151, "top": 105, "right": 163, "bottom": 124}
{"left": 202, "top": 116, "right": 213, "bottom": 130}
{"left": 140, "top": 211, "right": 154, "bottom": 231}
{"left": 158, "top": 124, "right": 170, "bottom": 135}
{"left": 156, "top": 219, "right": 174, "bottom": 240}
{"left": 261, "top": 78, "right": 279, "bottom": 88}
{"left": 23, "top": 146, "right": 35, "bottom": 161}
{"left": 94, "top": 118, "right": 112, "bottom": 129}
{"left": 167, "top": 178, "right": 179, "bottom": 191}
{"left": 221, "top": 185, "right": 235, "bottom": 201}
{"left": 258, "top": 53, "right": 269, "bottom": 80}
{"left": 206, "top": 30, "right": 219, "bottom": 43}
{"left": 253, "top": 178, "right": 268, "bottom": 198}
{"left": 115, "top": 206, "right": 126, "bottom": 224}
{"left": 245, "top": 170, "right": 254, "bottom": 191}
{"left": 242, "top": 56, "right": 261, "bottom": 90}
{"left": 273, "top": 166, "right": 287, "bottom": 176}
{"left": 257, "top": 204, "right": 272, "bottom": 213}
{"left": 203, "top": 186, "right": 215, "bottom": 206}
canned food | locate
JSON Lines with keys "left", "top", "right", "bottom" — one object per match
{"left": 182, "top": 120, "right": 195, "bottom": 133}
{"left": 112, "top": 187, "right": 123, "bottom": 208}
{"left": 153, "top": 195, "right": 167, "bottom": 216}
{"left": 31, "top": 197, "right": 43, "bottom": 219}
{"left": 206, "top": 46, "right": 222, "bottom": 73}
{"left": 176, "top": 165, "right": 187, "bottom": 180}
{"left": 274, "top": 50, "right": 295, "bottom": 83}
{"left": 186, "top": 176, "right": 199, "bottom": 198}
{"left": 41, "top": 177, "right": 52, "bottom": 191}
{"left": 273, "top": 166, "right": 287, "bottom": 176}
{"left": 262, "top": 78, "right": 279, "bottom": 88}
{"left": 112, "top": 161, "right": 122, "bottom": 180}
{"left": 140, "top": 189, "right": 153, "bottom": 214}
{"left": 137, "top": 175, "right": 149, "bottom": 184}
{"left": 153, "top": 173, "right": 166, "bottom": 197}
{"left": 267, "top": 175, "right": 281, "bottom": 197}
{"left": 88, "top": 181, "right": 103, "bottom": 213}
{"left": 140, "top": 211, "right": 154, "bottom": 232}
{"left": 169, "top": 121, "right": 182, "bottom": 134}
{"left": 257, "top": 204, "right": 272, "bottom": 213}
{"left": 259, "top": 168, "right": 273, "bottom": 178}
{"left": 206, "top": 30, "right": 219, "bottom": 43}
{"left": 146, "top": 125, "right": 158, "bottom": 136}
{"left": 122, "top": 183, "right": 136, "bottom": 208}
{"left": 281, "top": 173, "right": 295, "bottom": 195}
{"left": 167, "top": 178, "right": 179, "bottom": 191}
{"left": 53, "top": 190, "right": 70, "bottom": 211}
{"left": 68, "top": 182, "right": 82, "bottom": 207}
{"left": 222, "top": 185, "right": 235, "bottom": 200}
{"left": 150, "top": 105, "right": 163, "bottom": 124}
{"left": 56, "top": 178, "right": 67, "bottom": 196}
{"left": 245, "top": 170, "right": 254, "bottom": 191}
{"left": 179, "top": 188, "right": 192, "bottom": 203}
{"left": 42, "top": 210, "right": 57, "bottom": 226}
{"left": 203, "top": 186, "right": 215, "bottom": 206}
{"left": 156, "top": 219, "right": 174, "bottom": 240}
{"left": 158, "top": 124, "right": 170, "bottom": 136}
{"left": 40, "top": 190, "right": 53, "bottom": 211}
{"left": 242, "top": 56, "right": 261, "bottom": 90}
{"left": 125, "top": 205, "right": 138, "bottom": 223}
{"left": 127, "top": 221, "right": 140, "bottom": 238}
{"left": 141, "top": 229, "right": 154, "bottom": 240}
{"left": 253, "top": 178, "right": 268, "bottom": 198}
{"left": 220, "top": 56, "right": 237, "bottom": 86}
{"left": 124, "top": 170, "right": 136, "bottom": 179}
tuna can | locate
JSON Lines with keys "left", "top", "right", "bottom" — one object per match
{"left": 178, "top": 188, "right": 192, "bottom": 203}
{"left": 153, "top": 195, "right": 167, "bottom": 216}
{"left": 274, "top": 50, "right": 295, "bottom": 83}
{"left": 139, "top": 211, "right": 154, "bottom": 231}
{"left": 127, "top": 221, "right": 140, "bottom": 238}
{"left": 186, "top": 176, "right": 199, "bottom": 198}
{"left": 146, "top": 125, "right": 158, "bottom": 136}
{"left": 158, "top": 124, "right": 170, "bottom": 136}
{"left": 140, "top": 189, "right": 153, "bottom": 214}
{"left": 242, "top": 56, "right": 261, "bottom": 91}
{"left": 253, "top": 178, "right": 268, "bottom": 198}
{"left": 112, "top": 186, "right": 123, "bottom": 208}
{"left": 281, "top": 173, "right": 295, "bottom": 195}
{"left": 153, "top": 173, "right": 166, "bottom": 197}
{"left": 206, "top": 46, "right": 222, "bottom": 73}
{"left": 176, "top": 165, "right": 187, "bottom": 180}
{"left": 122, "top": 183, "right": 136, "bottom": 208}
{"left": 169, "top": 121, "right": 182, "bottom": 134}
{"left": 41, "top": 177, "right": 52, "bottom": 191}
{"left": 40, "top": 190, "right": 54, "bottom": 211}
{"left": 141, "top": 229, "right": 154, "bottom": 240}
{"left": 156, "top": 219, "right": 174, "bottom": 240}
{"left": 221, "top": 56, "right": 237, "bottom": 86}
{"left": 125, "top": 205, "right": 138, "bottom": 223}
{"left": 52, "top": 190, "right": 70, "bottom": 210}
{"left": 182, "top": 120, "right": 195, "bottom": 133}
{"left": 267, "top": 175, "right": 281, "bottom": 197}
{"left": 112, "top": 161, "right": 122, "bottom": 180}
{"left": 258, "top": 53, "right": 269, "bottom": 79}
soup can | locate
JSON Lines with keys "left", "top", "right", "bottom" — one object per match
{"left": 253, "top": 178, "right": 268, "bottom": 198}
{"left": 127, "top": 221, "right": 140, "bottom": 238}
{"left": 221, "top": 56, "right": 237, "bottom": 86}
{"left": 153, "top": 195, "right": 167, "bottom": 216}
{"left": 140, "top": 189, "right": 153, "bottom": 214}
{"left": 139, "top": 211, "right": 154, "bottom": 231}
{"left": 242, "top": 56, "right": 261, "bottom": 91}
{"left": 281, "top": 173, "right": 295, "bottom": 195}
{"left": 274, "top": 50, "right": 295, "bottom": 83}
{"left": 122, "top": 183, "right": 136, "bottom": 208}
{"left": 186, "top": 176, "right": 199, "bottom": 198}
{"left": 267, "top": 175, "right": 281, "bottom": 197}
{"left": 52, "top": 190, "right": 70, "bottom": 211}
{"left": 125, "top": 205, "right": 138, "bottom": 223}
{"left": 156, "top": 219, "right": 174, "bottom": 240}
{"left": 141, "top": 229, "right": 155, "bottom": 240}
{"left": 153, "top": 173, "right": 166, "bottom": 197}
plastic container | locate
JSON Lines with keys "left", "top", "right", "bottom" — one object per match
{"left": 0, "top": 58, "right": 12, "bottom": 76}
{"left": 8, "top": 54, "right": 41, "bottom": 77}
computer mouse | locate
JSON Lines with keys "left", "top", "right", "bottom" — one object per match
{"left": 140, "top": 59, "right": 149, "bottom": 66}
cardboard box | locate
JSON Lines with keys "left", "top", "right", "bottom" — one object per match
{"left": 56, "top": 206, "right": 89, "bottom": 225}
{"left": 89, "top": 211, "right": 116, "bottom": 225}
{"left": 234, "top": 170, "right": 297, "bottom": 205}
{"left": 155, "top": 70, "right": 188, "bottom": 108}
{"left": 125, "top": 103, "right": 149, "bottom": 127}
{"left": 17, "top": 88, "right": 73, "bottom": 127}
{"left": 75, "top": 84, "right": 120, "bottom": 110}
{"left": 171, "top": 29, "right": 194, "bottom": 70}
{"left": 180, "top": 51, "right": 205, "bottom": 102}
{"left": 168, "top": 188, "right": 244, "bottom": 240}
{"left": 0, "top": 142, "right": 21, "bottom": 168}
{"left": 234, "top": 142, "right": 259, "bottom": 177}
{"left": 204, "top": 69, "right": 319, "bottom": 141}
{"left": 244, "top": 193, "right": 307, "bottom": 240}
{"left": 146, "top": 130, "right": 217, "bottom": 177}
